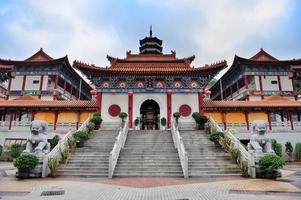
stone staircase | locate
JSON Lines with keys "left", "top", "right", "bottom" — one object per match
{"left": 58, "top": 130, "right": 118, "bottom": 177}
{"left": 114, "top": 130, "right": 183, "bottom": 177}
{"left": 180, "top": 130, "right": 241, "bottom": 177}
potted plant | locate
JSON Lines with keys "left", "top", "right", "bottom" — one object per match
{"left": 209, "top": 131, "right": 224, "bottom": 146}
{"left": 219, "top": 137, "right": 232, "bottom": 153}
{"left": 48, "top": 156, "right": 60, "bottom": 177}
{"left": 67, "top": 136, "right": 76, "bottom": 154}
{"left": 229, "top": 146, "right": 240, "bottom": 163}
{"left": 285, "top": 142, "right": 294, "bottom": 162}
{"left": 161, "top": 117, "right": 167, "bottom": 130}
{"left": 91, "top": 115, "right": 102, "bottom": 130}
{"left": 134, "top": 117, "right": 140, "bottom": 130}
{"left": 119, "top": 112, "right": 128, "bottom": 127}
{"left": 295, "top": 142, "right": 301, "bottom": 161}
{"left": 73, "top": 131, "right": 89, "bottom": 148}
{"left": 86, "top": 122, "right": 95, "bottom": 135}
{"left": 259, "top": 154, "right": 285, "bottom": 179}
{"left": 14, "top": 154, "right": 38, "bottom": 179}
{"left": 173, "top": 112, "right": 181, "bottom": 124}
{"left": 240, "top": 160, "right": 249, "bottom": 177}
{"left": 195, "top": 114, "right": 208, "bottom": 130}
{"left": 60, "top": 148, "right": 70, "bottom": 164}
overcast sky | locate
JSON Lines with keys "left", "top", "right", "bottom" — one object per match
{"left": 0, "top": 0, "right": 300, "bottom": 68}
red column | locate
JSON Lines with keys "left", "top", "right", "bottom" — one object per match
{"left": 277, "top": 75, "right": 282, "bottom": 91}
{"left": 21, "top": 75, "right": 27, "bottom": 95}
{"left": 54, "top": 111, "right": 58, "bottom": 130}
{"left": 6, "top": 79, "right": 12, "bottom": 100}
{"left": 267, "top": 112, "right": 272, "bottom": 131}
{"left": 63, "top": 80, "right": 66, "bottom": 94}
{"left": 245, "top": 111, "right": 249, "bottom": 131}
{"left": 8, "top": 112, "right": 13, "bottom": 130}
{"left": 167, "top": 90, "right": 172, "bottom": 128}
{"left": 96, "top": 91, "right": 102, "bottom": 113}
{"left": 128, "top": 90, "right": 133, "bottom": 128}
{"left": 198, "top": 91, "right": 205, "bottom": 114}
{"left": 39, "top": 75, "right": 44, "bottom": 99}
{"left": 76, "top": 111, "right": 81, "bottom": 130}
{"left": 258, "top": 75, "right": 264, "bottom": 100}
{"left": 289, "top": 112, "right": 294, "bottom": 130}
{"left": 32, "top": 111, "right": 35, "bottom": 121}
{"left": 292, "top": 80, "right": 298, "bottom": 100}
{"left": 222, "top": 111, "right": 227, "bottom": 130}
{"left": 244, "top": 74, "right": 249, "bottom": 101}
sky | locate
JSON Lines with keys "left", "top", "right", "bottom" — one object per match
{"left": 0, "top": 0, "right": 300, "bottom": 69}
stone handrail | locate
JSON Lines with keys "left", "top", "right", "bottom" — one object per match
{"left": 207, "top": 117, "right": 253, "bottom": 177}
{"left": 42, "top": 117, "right": 91, "bottom": 177}
{"left": 108, "top": 120, "right": 129, "bottom": 178}
{"left": 171, "top": 120, "right": 188, "bottom": 178}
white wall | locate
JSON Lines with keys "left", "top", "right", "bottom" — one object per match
{"left": 172, "top": 93, "right": 198, "bottom": 123}
{"left": 250, "top": 96, "right": 262, "bottom": 101}
{"left": 254, "top": 75, "right": 260, "bottom": 90}
{"left": 280, "top": 76, "right": 293, "bottom": 91}
{"left": 102, "top": 93, "right": 128, "bottom": 122}
{"left": 132, "top": 93, "right": 167, "bottom": 124}
{"left": 24, "top": 76, "right": 41, "bottom": 90}
{"left": 10, "top": 75, "right": 23, "bottom": 90}
{"left": 262, "top": 76, "right": 279, "bottom": 91}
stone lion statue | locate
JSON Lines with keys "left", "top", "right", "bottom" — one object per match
{"left": 23, "top": 120, "right": 51, "bottom": 156}
{"left": 247, "top": 120, "right": 274, "bottom": 154}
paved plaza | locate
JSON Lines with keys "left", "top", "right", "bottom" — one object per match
{"left": 0, "top": 162, "right": 300, "bottom": 200}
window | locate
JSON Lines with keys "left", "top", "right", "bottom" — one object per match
{"left": 271, "top": 80, "right": 278, "bottom": 84}
{"left": 33, "top": 80, "right": 39, "bottom": 84}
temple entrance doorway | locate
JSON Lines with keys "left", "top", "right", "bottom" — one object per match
{"left": 140, "top": 99, "right": 160, "bottom": 130}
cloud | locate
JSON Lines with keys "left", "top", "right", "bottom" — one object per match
{"left": 4, "top": 0, "right": 122, "bottom": 66}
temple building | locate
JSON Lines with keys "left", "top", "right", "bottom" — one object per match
{"left": 73, "top": 30, "right": 226, "bottom": 129}
{"left": 0, "top": 64, "right": 14, "bottom": 99}
{"left": 0, "top": 48, "right": 92, "bottom": 100}
{"left": 210, "top": 48, "right": 301, "bottom": 101}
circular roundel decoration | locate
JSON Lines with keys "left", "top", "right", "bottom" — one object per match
{"left": 118, "top": 82, "right": 127, "bottom": 88}
{"left": 108, "top": 104, "right": 121, "bottom": 117}
{"left": 155, "top": 81, "right": 165, "bottom": 88}
{"left": 136, "top": 82, "right": 144, "bottom": 88}
{"left": 190, "top": 81, "right": 198, "bottom": 88}
{"left": 102, "top": 81, "right": 110, "bottom": 88}
{"left": 179, "top": 104, "right": 192, "bottom": 117}
{"left": 173, "top": 81, "right": 183, "bottom": 88}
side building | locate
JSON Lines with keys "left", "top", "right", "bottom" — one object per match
{"left": 0, "top": 48, "right": 92, "bottom": 100}
{"left": 210, "top": 48, "right": 301, "bottom": 101}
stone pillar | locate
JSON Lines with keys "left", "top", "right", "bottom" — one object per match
{"left": 39, "top": 75, "right": 44, "bottom": 99}
{"left": 128, "top": 90, "right": 133, "bottom": 128}
{"left": 245, "top": 111, "right": 249, "bottom": 131}
{"left": 167, "top": 90, "right": 172, "bottom": 128}
{"left": 21, "top": 75, "right": 27, "bottom": 96}
{"left": 96, "top": 91, "right": 102, "bottom": 113}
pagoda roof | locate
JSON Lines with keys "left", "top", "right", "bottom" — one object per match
{"left": 250, "top": 48, "right": 278, "bottom": 61}
{"left": 25, "top": 48, "right": 53, "bottom": 61}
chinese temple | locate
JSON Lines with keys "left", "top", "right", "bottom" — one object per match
{"left": 0, "top": 48, "right": 92, "bottom": 100}
{"left": 73, "top": 30, "right": 226, "bottom": 129}
{"left": 210, "top": 48, "right": 301, "bottom": 101}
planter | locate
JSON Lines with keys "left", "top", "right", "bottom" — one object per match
{"left": 16, "top": 170, "right": 30, "bottom": 179}
{"left": 214, "top": 141, "right": 221, "bottom": 147}
{"left": 94, "top": 123, "right": 100, "bottom": 130}
{"left": 265, "top": 171, "right": 278, "bottom": 179}
{"left": 135, "top": 126, "right": 139, "bottom": 130}
{"left": 199, "top": 123, "right": 205, "bottom": 130}
{"left": 76, "top": 141, "right": 84, "bottom": 148}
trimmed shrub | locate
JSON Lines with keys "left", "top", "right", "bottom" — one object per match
{"left": 14, "top": 154, "right": 38, "bottom": 172}
{"left": 160, "top": 117, "right": 167, "bottom": 127}
{"left": 119, "top": 112, "right": 128, "bottom": 123}
{"left": 209, "top": 131, "right": 224, "bottom": 143}
{"left": 295, "top": 142, "right": 301, "bottom": 160}
{"left": 259, "top": 154, "right": 285, "bottom": 174}
{"left": 192, "top": 112, "right": 200, "bottom": 119}
{"left": 49, "top": 135, "right": 60, "bottom": 150}
{"left": 134, "top": 117, "right": 140, "bottom": 126}
{"left": 10, "top": 144, "right": 25, "bottom": 159}
{"left": 271, "top": 139, "right": 283, "bottom": 157}
{"left": 285, "top": 142, "right": 293, "bottom": 158}
{"left": 173, "top": 112, "right": 181, "bottom": 123}
{"left": 73, "top": 131, "right": 89, "bottom": 143}
{"left": 91, "top": 115, "right": 102, "bottom": 125}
